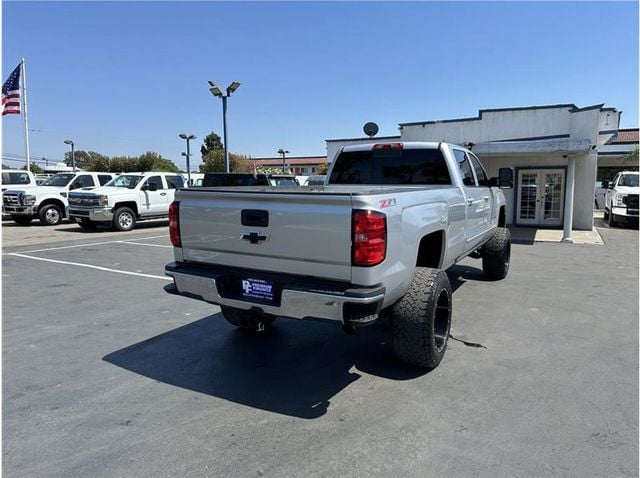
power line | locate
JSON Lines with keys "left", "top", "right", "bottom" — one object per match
{"left": 3, "top": 152, "right": 64, "bottom": 162}
{"left": 2, "top": 157, "right": 48, "bottom": 164}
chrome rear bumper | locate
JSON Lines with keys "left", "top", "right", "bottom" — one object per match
{"left": 165, "top": 262, "right": 384, "bottom": 324}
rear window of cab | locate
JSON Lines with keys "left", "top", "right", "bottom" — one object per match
{"left": 329, "top": 148, "right": 451, "bottom": 185}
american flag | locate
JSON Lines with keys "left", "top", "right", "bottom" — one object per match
{"left": 2, "top": 64, "right": 21, "bottom": 116}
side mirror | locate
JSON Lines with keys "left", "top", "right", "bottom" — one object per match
{"left": 492, "top": 168, "right": 513, "bottom": 189}
{"left": 146, "top": 182, "right": 158, "bottom": 192}
{"left": 601, "top": 180, "right": 609, "bottom": 189}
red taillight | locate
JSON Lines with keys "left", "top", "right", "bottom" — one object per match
{"left": 372, "top": 142, "right": 403, "bottom": 150}
{"left": 169, "top": 201, "right": 181, "bottom": 247}
{"left": 352, "top": 210, "right": 386, "bottom": 266}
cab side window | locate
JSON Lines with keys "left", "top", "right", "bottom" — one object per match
{"left": 453, "top": 150, "right": 476, "bottom": 187}
{"left": 467, "top": 153, "right": 489, "bottom": 186}
{"left": 98, "top": 175, "right": 113, "bottom": 186}
{"left": 143, "top": 176, "right": 164, "bottom": 190}
{"left": 165, "top": 175, "right": 184, "bottom": 189}
{"left": 70, "top": 175, "right": 95, "bottom": 189}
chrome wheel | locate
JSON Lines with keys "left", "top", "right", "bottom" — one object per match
{"left": 38, "top": 204, "right": 63, "bottom": 226}
{"left": 45, "top": 208, "right": 60, "bottom": 224}
{"left": 118, "top": 211, "right": 133, "bottom": 229}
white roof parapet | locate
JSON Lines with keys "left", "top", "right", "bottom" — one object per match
{"left": 473, "top": 139, "right": 593, "bottom": 155}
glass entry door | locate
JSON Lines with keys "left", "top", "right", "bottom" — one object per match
{"left": 516, "top": 169, "right": 565, "bottom": 226}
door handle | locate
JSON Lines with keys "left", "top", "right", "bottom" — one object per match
{"left": 160, "top": 192, "right": 167, "bottom": 196}
{"left": 483, "top": 196, "right": 490, "bottom": 201}
{"left": 466, "top": 197, "right": 474, "bottom": 206}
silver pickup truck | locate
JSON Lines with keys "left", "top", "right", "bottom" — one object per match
{"left": 165, "top": 142, "right": 513, "bottom": 368}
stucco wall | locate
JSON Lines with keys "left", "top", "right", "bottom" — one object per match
{"left": 479, "top": 153, "right": 592, "bottom": 229}
{"left": 400, "top": 107, "right": 610, "bottom": 144}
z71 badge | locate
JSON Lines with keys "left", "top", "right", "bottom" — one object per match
{"left": 379, "top": 198, "right": 397, "bottom": 208}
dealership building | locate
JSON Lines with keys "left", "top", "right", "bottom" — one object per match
{"left": 326, "top": 104, "right": 638, "bottom": 232}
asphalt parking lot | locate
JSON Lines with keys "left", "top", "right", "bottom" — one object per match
{"left": 2, "top": 219, "right": 638, "bottom": 477}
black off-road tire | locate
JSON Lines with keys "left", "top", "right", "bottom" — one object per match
{"left": 38, "top": 203, "right": 64, "bottom": 226}
{"left": 603, "top": 208, "right": 609, "bottom": 220}
{"left": 221, "top": 306, "right": 275, "bottom": 332}
{"left": 482, "top": 227, "right": 511, "bottom": 280}
{"left": 78, "top": 219, "right": 99, "bottom": 231}
{"left": 608, "top": 210, "right": 617, "bottom": 227}
{"left": 113, "top": 207, "right": 136, "bottom": 231}
{"left": 390, "top": 268, "right": 452, "bottom": 369}
{"left": 11, "top": 215, "right": 33, "bottom": 225}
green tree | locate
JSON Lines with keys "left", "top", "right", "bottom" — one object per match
{"left": 64, "top": 150, "right": 93, "bottom": 169}
{"left": 623, "top": 147, "right": 639, "bottom": 164}
{"left": 86, "top": 152, "right": 110, "bottom": 171}
{"left": 86, "top": 156, "right": 110, "bottom": 172}
{"left": 109, "top": 156, "right": 138, "bottom": 173}
{"left": 24, "top": 163, "right": 44, "bottom": 174}
{"left": 200, "top": 151, "right": 251, "bottom": 173}
{"left": 133, "top": 151, "right": 180, "bottom": 172}
{"left": 315, "top": 163, "right": 329, "bottom": 175}
{"left": 199, "top": 149, "right": 225, "bottom": 172}
{"left": 200, "top": 132, "right": 224, "bottom": 158}
{"left": 64, "top": 150, "right": 112, "bottom": 171}
{"left": 136, "top": 151, "right": 163, "bottom": 171}
{"left": 230, "top": 153, "right": 251, "bottom": 173}
{"left": 152, "top": 157, "right": 180, "bottom": 172}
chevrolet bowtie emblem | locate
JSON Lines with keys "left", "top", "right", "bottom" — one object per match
{"left": 241, "top": 232, "right": 268, "bottom": 244}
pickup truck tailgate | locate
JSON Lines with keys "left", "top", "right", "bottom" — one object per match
{"left": 178, "top": 189, "right": 353, "bottom": 281}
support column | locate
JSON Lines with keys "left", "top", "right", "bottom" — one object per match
{"left": 562, "top": 156, "right": 576, "bottom": 243}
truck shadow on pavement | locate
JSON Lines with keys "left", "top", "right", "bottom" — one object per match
{"left": 103, "top": 314, "right": 428, "bottom": 420}
{"left": 447, "top": 264, "right": 490, "bottom": 292}
{"left": 103, "top": 266, "right": 484, "bottom": 419}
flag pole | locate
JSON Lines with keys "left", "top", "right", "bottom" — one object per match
{"left": 20, "top": 57, "right": 31, "bottom": 171}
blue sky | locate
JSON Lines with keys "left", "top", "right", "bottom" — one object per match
{"left": 2, "top": 1, "right": 638, "bottom": 170}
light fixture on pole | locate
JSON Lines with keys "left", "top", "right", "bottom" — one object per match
{"left": 63, "top": 140, "right": 75, "bottom": 172}
{"left": 277, "top": 149, "right": 290, "bottom": 173}
{"left": 208, "top": 80, "right": 241, "bottom": 173}
{"left": 179, "top": 133, "right": 197, "bottom": 185}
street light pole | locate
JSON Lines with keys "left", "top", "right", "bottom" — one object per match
{"left": 64, "top": 140, "right": 75, "bottom": 172}
{"left": 179, "top": 133, "right": 197, "bottom": 185}
{"left": 208, "top": 80, "right": 241, "bottom": 173}
{"left": 222, "top": 96, "right": 228, "bottom": 173}
{"left": 278, "top": 148, "right": 289, "bottom": 173}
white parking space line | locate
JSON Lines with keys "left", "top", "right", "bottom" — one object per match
{"left": 6, "top": 235, "right": 168, "bottom": 254}
{"left": 8, "top": 253, "right": 172, "bottom": 281}
{"left": 119, "top": 241, "right": 172, "bottom": 248}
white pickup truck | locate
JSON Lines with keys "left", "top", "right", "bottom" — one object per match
{"left": 165, "top": 142, "right": 513, "bottom": 368}
{"left": 3, "top": 172, "right": 115, "bottom": 225}
{"left": 68, "top": 172, "right": 185, "bottom": 231}
{"left": 603, "top": 171, "right": 639, "bottom": 227}
{"left": 1, "top": 169, "right": 37, "bottom": 192}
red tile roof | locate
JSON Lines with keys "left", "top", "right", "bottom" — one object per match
{"left": 252, "top": 156, "right": 327, "bottom": 166}
{"left": 613, "top": 129, "right": 639, "bottom": 143}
